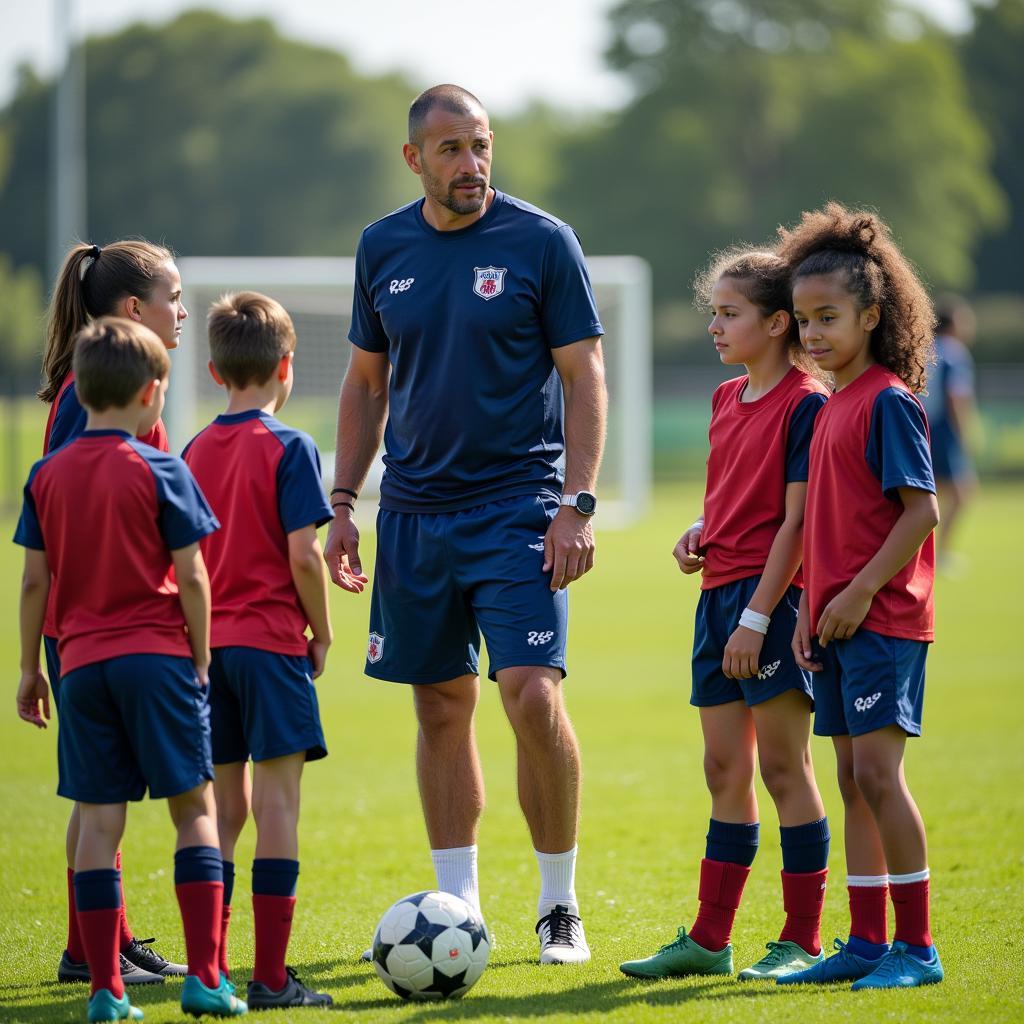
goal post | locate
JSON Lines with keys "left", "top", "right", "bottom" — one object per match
{"left": 169, "top": 256, "right": 652, "bottom": 527}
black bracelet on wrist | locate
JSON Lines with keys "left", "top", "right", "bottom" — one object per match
{"left": 331, "top": 486, "right": 358, "bottom": 499}
{"left": 331, "top": 500, "right": 355, "bottom": 512}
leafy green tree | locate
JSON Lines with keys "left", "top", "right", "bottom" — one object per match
{"left": 0, "top": 254, "right": 45, "bottom": 384}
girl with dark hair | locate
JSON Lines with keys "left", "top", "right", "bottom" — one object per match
{"left": 40, "top": 240, "right": 189, "bottom": 987}
{"left": 620, "top": 247, "right": 831, "bottom": 982}
{"left": 776, "top": 203, "right": 943, "bottom": 990}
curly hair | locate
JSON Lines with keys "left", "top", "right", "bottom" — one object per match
{"left": 694, "top": 245, "right": 817, "bottom": 375}
{"left": 776, "top": 202, "right": 934, "bottom": 393}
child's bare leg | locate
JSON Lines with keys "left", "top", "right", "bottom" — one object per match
{"left": 700, "top": 703, "right": 757, "bottom": 823}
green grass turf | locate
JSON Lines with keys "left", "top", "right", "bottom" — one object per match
{"left": 1, "top": 483, "right": 1022, "bottom": 1022}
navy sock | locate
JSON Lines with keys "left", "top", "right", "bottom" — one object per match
{"left": 174, "top": 846, "right": 223, "bottom": 885}
{"left": 222, "top": 861, "right": 235, "bottom": 906}
{"left": 780, "top": 817, "right": 830, "bottom": 874}
{"left": 904, "top": 942, "right": 936, "bottom": 961}
{"left": 252, "top": 859, "right": 299, "bottom": 898}
{"left": 846, "top": 934, "right": 888, "bottom": 960}
{"left": 73, "top": 868, "right": 121, "bottom": 911}
{"left": 705, "top": 819, "right": 759, "bottom": 867}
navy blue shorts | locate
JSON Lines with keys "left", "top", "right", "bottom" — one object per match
{"left": 57, "top": 654, "right": 213, "bottom": 803}
{"left": 691, "top": 577, "right": 813, "bottom": 708}
{"left": 368, "top": 492, "right": 568, "bottom": 684}
{"left": 811, "top": 629, "right": 928, "bottom": 738}
{"left": 208, "top": 646, "right": 327, "bottom": 764}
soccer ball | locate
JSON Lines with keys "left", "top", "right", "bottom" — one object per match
{"left": 371, "top": 891, "right": 490, "bottom": 1000}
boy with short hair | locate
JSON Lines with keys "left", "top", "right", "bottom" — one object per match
{"left": 15, "top": 318, "right": 247, "bottom": 1021}
{"left": 182, "top": 292, "right": 334, "bottom": 1010}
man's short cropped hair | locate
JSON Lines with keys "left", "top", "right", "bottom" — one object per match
{"left": 73, "top": 317, "right": 170, "bottom": 411}
{"left": 408, "top": 84, "right": 486, "bottom": 146}
{"left": 207, "top": 291, "right": 296, "bottom": 389}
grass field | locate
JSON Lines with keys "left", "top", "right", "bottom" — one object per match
{"left": 1, "top": 484, "right": 1022, "bottom": 1023}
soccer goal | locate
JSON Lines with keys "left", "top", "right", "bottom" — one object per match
{"left": 169, "top": 256, "right": 652, "bottom": 527}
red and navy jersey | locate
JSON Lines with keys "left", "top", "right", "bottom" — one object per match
{"left": 44, "top": 372, "right": 169, "bottom": 455}
{"left": 182, "top": 410, "right": 333, "bottom": 656}
{"left": 804, "top": 364, "right": 936, "bottom": 641}
{"left": 700, "top": 367, "right": 828, "bottom": 590}
{"left": 14, "top": 430, "right": 219, "bottom": 675}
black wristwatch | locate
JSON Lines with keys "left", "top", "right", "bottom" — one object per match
{"left": 560, "top": 491, "right": 597, "bottom": 517}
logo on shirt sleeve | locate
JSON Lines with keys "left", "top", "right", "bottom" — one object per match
{"left": 473, "top": 266, "right": 507, "bottom": 301}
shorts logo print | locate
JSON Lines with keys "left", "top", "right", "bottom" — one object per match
{"left": 389, "top": 278, "right": 414, "bottom": 294}
{"left": 528, "top": 536, "right": 546, "bottom": 552}
{"left": 854, "top": 691, "right": 882, "bottom": 712}
{"left": 527, "top": 630, "right": 555, "bottom": 647}
{"left": 367, "top": 632, "right": 385, "bottom": 664}
{"left": 758, "top": 660, "right": 782, "bottom": 680}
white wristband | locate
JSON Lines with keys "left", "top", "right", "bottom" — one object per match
{"left": 739, "top": 608, "right": 770, "bottom": 634}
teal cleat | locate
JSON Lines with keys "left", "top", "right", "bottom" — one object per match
{"left": 777, "top": 938, "right": 885, "bottom": 984}
{"left": 619, "top": 927, "right": 733, "bottom": 979}
{"left": 850, "top": 941, "right": 944, "bottom": 990}
{"left": 181, "top": 974, "right": 248, "bottom": 1017}
{"left": 87, "top": 988, "right": 144, "bottom": 1021}
{"left": 737, "top": 940, "right": 823, "bottom": 980}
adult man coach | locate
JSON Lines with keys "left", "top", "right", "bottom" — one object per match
{"left": 324, "top": 84, "right": 607, "bottom": 965}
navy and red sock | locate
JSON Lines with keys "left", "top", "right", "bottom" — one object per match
{"left": 847, "top": 873, "right": 889, "bottom": 958}
{"left": 778, "top": 817, "right": 830, "bottom": 955}
{"left": 73, "top": 868, "right": 122, "bottom": 999}
{"left": 219, "top": 860, "right": 235, "bottom": 978}
{"left": 174, "top": 846, "right": 223, "bottom": 989}
{"left": 890, "top": 869, "right": 934, "bottom": 960}
{"left": 115, "top": 849, "right": 134, "bottom": 952}
{"left": 65, "top": 867, "right": 86, "bottom": 962}
{"left": 252, "top": 858, "right": 299, "bottom": 992}
{"left": 689, "top": 819, "right": 759, "bottom": 952}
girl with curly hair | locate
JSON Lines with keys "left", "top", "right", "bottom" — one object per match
{"left": 620, "top": 247, "right": 833, "bottom": 982}
{"left": 775, "top": 203, "right": 943, "bottom": 990}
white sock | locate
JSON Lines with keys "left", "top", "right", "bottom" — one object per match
{"left": 536, "top": 846, "right": 578, "bottom": 918}
{"left": 431, "top": 845, "right": 480, "bottom": 913}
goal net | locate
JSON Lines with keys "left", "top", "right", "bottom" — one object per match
{"left": 169, "top": 256, "right": 651, "bottom": 527}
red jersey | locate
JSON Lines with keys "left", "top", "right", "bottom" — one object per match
{"left": 182, "top": 410, "right": 333, "bottom": 656}
{"left": 15, "top": 431, "right": 219, "bottom": 674}
{"left": 700, "top": 367, "right": 828, "bottom": 590}
{"left": 804, "top": 364, "right": 936, "bottom": 642}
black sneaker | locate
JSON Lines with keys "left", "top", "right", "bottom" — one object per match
{"left": 247, "top": 966, "right": 333, "bottom": 1009}
{"left": 57, "top": 949, "right": 164, "bottom": 985}
{"left": 536, "top": 904, "right": 591, "bottom": 964}
{"left": 123, "top": 937, "right": 188, "bottom": 977}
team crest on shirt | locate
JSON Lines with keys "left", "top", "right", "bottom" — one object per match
{"left": 473, "top": 266, "right": 507, "bottom": 300}
{"left": 367, "top": 632, "right": 385, "bottom": 664}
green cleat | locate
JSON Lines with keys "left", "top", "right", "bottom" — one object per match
{"left": 737, "top": 940, "right": 823, "bottom": 980}
{"left": 850, "top": 941, "right": 944, "bottom": 990}
{"left": 181, "top": 974, "right": 248, "bottom": 1017}
{"left": 619, "top": 927, "right": 733, "bottom": 979}
{"left": 87, "top": 988, "right": 144, "bottom": 1021}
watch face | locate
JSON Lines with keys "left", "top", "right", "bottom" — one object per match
{"left": 575, "top": 492, "right": 597, "bottom": 516}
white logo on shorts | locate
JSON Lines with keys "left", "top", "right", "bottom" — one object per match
{"left": 854, "top": 692, "right": 882, "bottom": 712}
{"left": 528, "top": 535, "right": 546, "bottom": 552}
{"left": 527, "top": 630, "right": 555, "bottom": 647}
{"left": 367, "top": 632, "right": 385, "bottom": 663}
{"left": 389, "top": 278, "right": 415, "bottom": 294}
{"left": 758, "top": 660, "right": 781, "bottom": 680}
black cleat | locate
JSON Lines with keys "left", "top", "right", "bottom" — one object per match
{"left": 58, "top": 949, "right": 165, "bottom": 985}
{"left": 246, "top": 966, "right": 333, "bottom": 1009}
{"left": 122, "top": 937, "right": 188, "bottom": 977}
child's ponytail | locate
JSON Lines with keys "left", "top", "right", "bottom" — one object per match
{"left": 40, "top": 244, "right": 97, "bottom": 402}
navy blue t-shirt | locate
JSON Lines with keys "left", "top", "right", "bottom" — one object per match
{"left": 349, "top": 189, "right": 604, "bottom": 512}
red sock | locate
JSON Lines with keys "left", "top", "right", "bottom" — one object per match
{"left": 252, "top": 894, "right": 296, "bottom": 991}
{"left": 176, "top": 881, "right": 223, "bottom": 989}
{"left": 66, "top": 869, "right": 86, "bottom": 962}
{"left": 688, "top": 859, "right": 750, "bottom": 952}
{"left": 891, "top": 877, "right": 932, "bottom": 947}
{"left": 849, "top": 883, "right": 888, "bottom": 944}
{"left": 219, "top": 904, "right": 232, "bottom": 978}
{"left": 77, "top": 908, "right": 123, "bottom": 999}
{"left": 115, "top": 850, "right": 133, "bottom": 952}
{"left": 778, "top": 869, "right": 827, "bottom": 955}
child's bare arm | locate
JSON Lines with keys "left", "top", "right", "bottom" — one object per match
{"left": 289, "top": 524, "right": 333, "bottom": 678}
{"left": 171, "top": 542, "right": 212, "bottom": 683}
{"left": 17, "top": 549, "right": 51, "bottom": 728}
{"left": 723, "top": 482, "right": 807, "bottom": 679}
{"left": 673, "top": 515, "right": 705, "bottom": 574}
{"left": 817, "top": 487, "right": 939, "bottom": 645}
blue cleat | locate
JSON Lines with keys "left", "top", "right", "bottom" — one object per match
{"left": 181, "top": 974, "right": 248, "bottom": 1017}
{"left": 777, "top": 937, "right": 885, "bottom": 984}
{"left": 87, "top": 988, "right": 144, "bottom": 1021}
{"left": 850, "top": 941, "right": 944, "bottom": 990}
